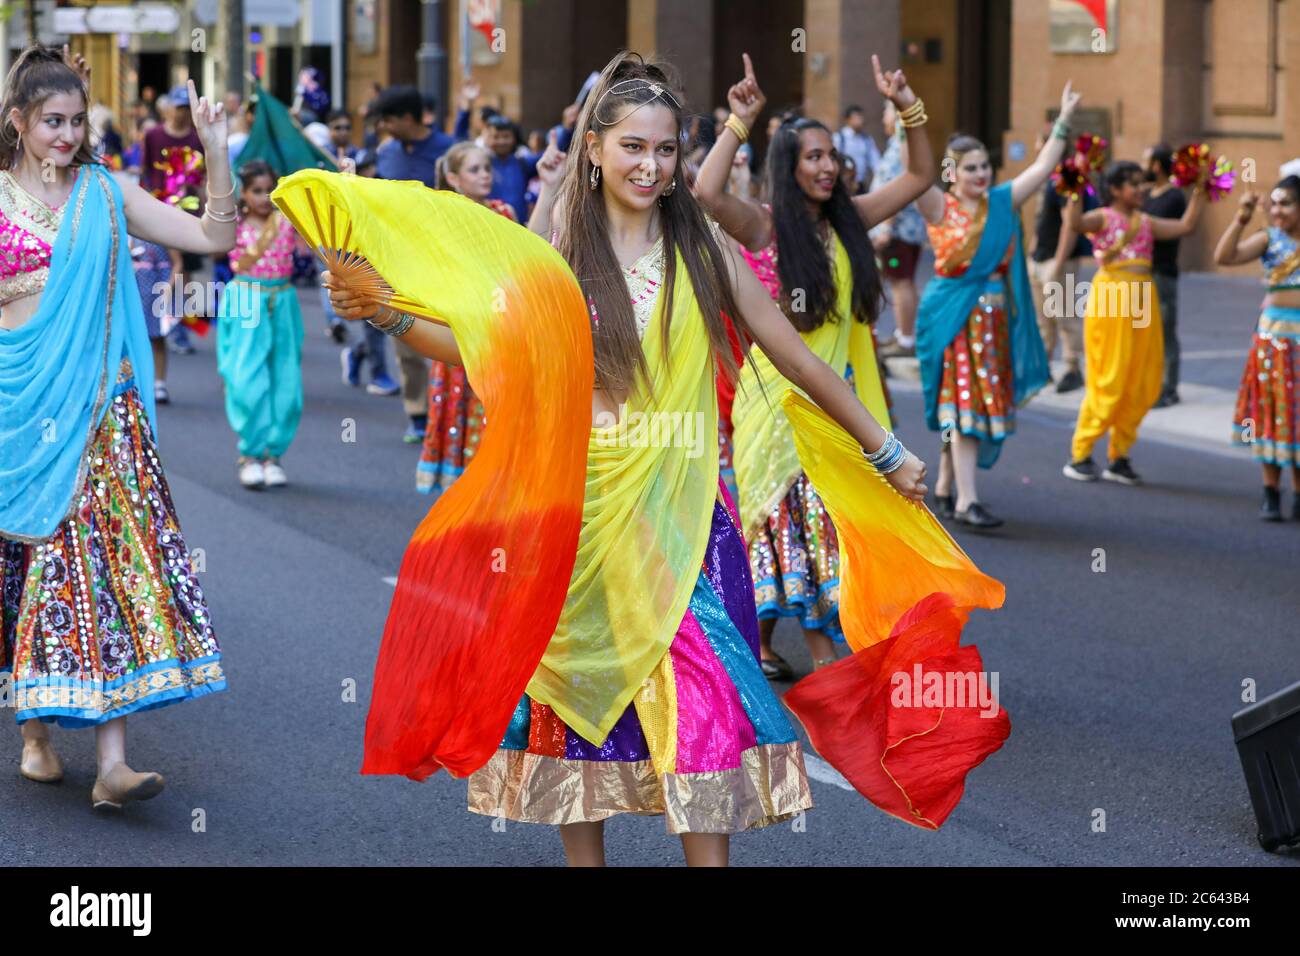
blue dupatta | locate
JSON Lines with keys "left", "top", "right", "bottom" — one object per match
{"left": 0, "top": 164, "right": 156, "bottom": 543}
{"left": 915, "top": 181, "right": 1047, "bottom": 468}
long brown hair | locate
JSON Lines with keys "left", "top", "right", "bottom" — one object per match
{"left": 0, "top": 45, "right": 99, "bottom": 171}
{"left": 555, "top": 51, "right": 748, "bottom": 396}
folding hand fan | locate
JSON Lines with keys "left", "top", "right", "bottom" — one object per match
{"left": 271, "top": 170, "right": 594, "bottom": 780}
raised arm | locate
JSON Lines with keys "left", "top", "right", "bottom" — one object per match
{"left": 852, "top": 55, "right": 934, "bottom": 228}
{"left": 121, "top": 80, "right": 235, "bottom": 254}
{"left": 1214, "top": 191, "right": 1270, "bottom": 266}
{"left": 527, "top": 130, "right": 566, "bottom": 239}
{"left": 720, "top": 242, "right": 927, "bottom": 501}
{"left": 1010, "top": 81, "right": 1082, "bottom": 208}
{"left": 694, "top": 53, "right": 773, "bottom": 252}
{"left": 1149, "top": 184, "right": 1205, "bottom": 241}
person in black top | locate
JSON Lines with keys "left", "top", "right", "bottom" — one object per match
{"left": 1028, "top": 125, "right": 1095, "bottom": 393}
{"left": 1142, "top": 143, "right": 1188, "bottom": 407}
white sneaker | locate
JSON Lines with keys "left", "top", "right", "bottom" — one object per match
{"left": 238, "top": 459, "right": 265, "bottom": 489}
{"left": 262, "top": 460, "right": 287, "bottom": 487}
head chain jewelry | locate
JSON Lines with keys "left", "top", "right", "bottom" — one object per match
{"left": 592, "top": 78, "right": 682, "bottom": 126}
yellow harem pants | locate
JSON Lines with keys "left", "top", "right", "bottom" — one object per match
{"left": 1070, "top": 263, "right": 1164, "bottom": 462}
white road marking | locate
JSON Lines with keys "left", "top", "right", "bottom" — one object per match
{"left": 804, "top": 754, "right": 855, "bottom": 791}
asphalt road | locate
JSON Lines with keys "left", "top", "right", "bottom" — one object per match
{"left": 4, "top": 268, "right": 1296, "bottom": 867}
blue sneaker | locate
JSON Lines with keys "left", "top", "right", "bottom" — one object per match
{"left": 366, "top": 373, "right": 400, "bottom": 396}
{"left": 341, "top": 346, "right": 362, "bottom": 387}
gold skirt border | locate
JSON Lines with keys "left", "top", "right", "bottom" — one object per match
{"left": 467, "top": 741, "right": 814, "bottom": 834}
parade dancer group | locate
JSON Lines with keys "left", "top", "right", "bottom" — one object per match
{"left": 3, "top": 30, "right": 1288, "bottom": 869}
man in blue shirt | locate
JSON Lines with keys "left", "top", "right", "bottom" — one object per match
{"left": 374, "top": 85, "right": 457, "bottom": 188}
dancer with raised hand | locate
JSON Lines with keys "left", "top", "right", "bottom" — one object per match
{"left": 911, "top": 89, "right": 1074, "bottom": 529}
{"left": 417, "top": 142, "right": 518, "bottom": 496}
{"left": 1214, "top": 179, "right": 1300, "bottom": 519}
{"left": 694, "top": 53, "right": 933, "bottom": 678}
{"left": 0, "top": 48, "right": 233, "bottom": 810}
{"left": 309, "top": 52, "right": 1009, "bottom": 868}
{"left": 1062, "top": 160, "right": 1204, "bottom": 486}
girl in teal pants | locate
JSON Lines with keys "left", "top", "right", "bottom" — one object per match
{"left": 216, "top": 160, "right": 304, "bottom": 489}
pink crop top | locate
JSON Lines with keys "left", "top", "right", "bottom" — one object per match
{"left": 229, "top": 213, "right": 298, "bottom": 279}
{"left": 1091, "top": 207, "right": 1154, "bottom": 266}
{"left": 0, "top": 171, "right": 65, "bottom": 306}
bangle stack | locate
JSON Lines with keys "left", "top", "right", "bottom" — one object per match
{"left": 367, "top": 310, "right": 415, "bottom": 337}
{"left": 1051, "top": 117, "right": 1070, "bottom": 141}
{"left": 202, "top": 180, "right": 238, "bottom": 223}
{"left": 863, "top": 431, "right": 909, "bottom": 475}
{"left": 724, "top": 113, "right": 749, "bottom": 143}
{"left": 898, "top": 99, "right": 927, "bottom": 129}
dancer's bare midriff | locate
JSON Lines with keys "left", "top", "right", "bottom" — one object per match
{"left": 0, "top": 291, "right": 41, "bottom": 331}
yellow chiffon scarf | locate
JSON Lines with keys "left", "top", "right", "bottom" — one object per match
{"left": 528, "top": 249, "right": 721, "bottom": 745}
{"left": 731, "top": 233, "right": 891, "bottom": 540}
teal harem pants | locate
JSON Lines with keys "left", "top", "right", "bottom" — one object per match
{"left": 216, "top": 275, "right": 304, "bottom": 459}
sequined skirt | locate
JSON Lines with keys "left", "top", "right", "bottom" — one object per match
{"left": 937, "top": 287, "right": 1015, "bottom": 442}
{"left": 417, "top": 361, "right": 485, "bottom": 494}
{"left": 1, "top": 360, "right": 225, "bottom": 727}
{"left": 467, "top": 489, "right": 813, "bottom": 834}
{"left": 1233, "top": 313, "right": 1300, "bottom": 466}
{"left": 747, "top": 474, "right": 843, "bottom": 639}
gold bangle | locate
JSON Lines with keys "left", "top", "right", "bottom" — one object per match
{"left": 898, "top": 98, "right": 925, "bottom": 120}
{"left": 205, "top": 180, "right": 236, "bottom": 202}
{"left": 724, "top": 113, "right": 749, "bottom": 144}
{"left": 898, "top": 99, "right": 927, "bottom": 128}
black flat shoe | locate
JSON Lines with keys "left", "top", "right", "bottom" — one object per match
{"left": 1261, "top": 486, "right": 1282, "bottom": 521}
{"left": 954, "top": 502, "right": 1003, "bottom": 529}
{"left": 1054, "top": 368, "right": 1084, "bottom": 394}
{"left": 934, "top": 493, "right": 955, "bottom": 519}
{"left": 760, "top": 654, "right": 794, "bottom": 681}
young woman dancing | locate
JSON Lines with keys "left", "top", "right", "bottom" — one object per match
{"left": 912, "top": 86, "right": 1078, "bottom": 528}
{"left": 0, "top": 47, "right": 233, "bottom": 810}
{"left": 322, "top": 53, "right": 930, "bottom": 866}
{"left": 1061, "top": 160, "right": 1203, "bottom": 485}
{"left": 693, "top": 53, "right": 932, "bottom": 678}
{"left": 1215, "top": 179, "right": 1300, "bottom": 518}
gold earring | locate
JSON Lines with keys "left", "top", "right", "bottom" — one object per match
{"left": 589, "top": 165, "right": 601, "bottom": 190}
{"left": 662, "top": 178, "right": 676, "bottom": 196}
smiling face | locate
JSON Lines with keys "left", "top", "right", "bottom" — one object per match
{"left": 1269, "top": 186, "right": 1300, "bottom": 232}
{"left": 586, "top": 101, "right": 680, "bottom": 214}
{"left": 448, "top": 147, "right": 494, "bottom": 201}
{"left": 11, "top": 91, "right": 87, "bottom": 168}
{"left": 791, "top": 126, "right": 838, "bottom": 203}
{"left": 953, "top": 148, "right": 992, "bottom": 199}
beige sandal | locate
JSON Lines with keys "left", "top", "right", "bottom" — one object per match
{"left": 91, "top": 763, "right": 165, "bottom": 810}
{"left": 20, "top": 740, "right": 64, "bottom": 784}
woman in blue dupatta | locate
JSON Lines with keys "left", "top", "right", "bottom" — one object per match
{"left": 914, "top": 82, "right": 1079, "bottom": 529}
{"left": 0, "top": 47, "right": 236, "bottom": 810}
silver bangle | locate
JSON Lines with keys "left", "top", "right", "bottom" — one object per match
{"left": 368, "top": 311, "right": 414, "bottom": 336}
{"left": 203, "top": 207, "right": 237, "bottom": 223}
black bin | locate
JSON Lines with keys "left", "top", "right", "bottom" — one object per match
{"left": 1232, "top": 680, "right": 1300, "bottom": 852}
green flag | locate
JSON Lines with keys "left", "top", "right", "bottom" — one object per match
{"left": 235, "top": 80, "right": 339, "bottom": 186}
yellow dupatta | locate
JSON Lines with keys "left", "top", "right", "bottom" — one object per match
{"left": 526, "top": 248, "right": 721, "bottom": 746}
{"left": 731, "top": 233, "right": 891, "bottom": 540}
